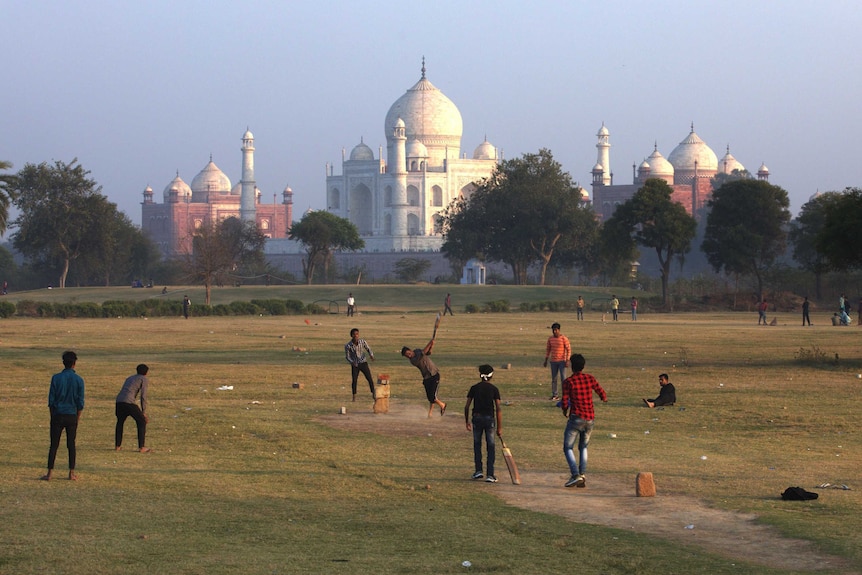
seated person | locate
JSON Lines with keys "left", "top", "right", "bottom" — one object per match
{"left": 832, "top": 313, "right": 841, "bottom": 326}
{"left": 643, "top": 373, "right": 676, "bottom": 408}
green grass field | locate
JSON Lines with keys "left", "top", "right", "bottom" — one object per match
{"left": 1, "top": 286, "right": 860, "bottom": 574}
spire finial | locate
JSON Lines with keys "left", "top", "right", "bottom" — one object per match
{"left": 209, "top": 153, "right": 213, "bottom": 162}
{"left": 654, "top": 141, "right": 658, "bottom": 152}
{"left": 690, "top": 121, "right": 695, "bottom": 132}
{"left": 421, "top": 56, "right": 426, "bottom": 79}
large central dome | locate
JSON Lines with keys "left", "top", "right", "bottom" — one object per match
{"left": 668, "top": 125, "right": 718, "bottom": 173}
{"left": 384, "top": 63, "right": 463, "bottom": 166}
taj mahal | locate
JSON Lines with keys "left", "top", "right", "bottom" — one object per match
{"left": 140, "top": 61, "right": 772, "bottom": 270}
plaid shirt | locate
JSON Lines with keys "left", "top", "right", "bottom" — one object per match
{"left": 561, "top": 371, "right": 607, "bottom": 420}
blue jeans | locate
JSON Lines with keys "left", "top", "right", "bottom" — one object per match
{"left": 472, "top": 414, "right": 496, "bottom": 476}
{"left": 563, "top": 415, "right": 594, "bottom": 477}
{"left": 549, "top": 361, "right": 566, "bottom": 396}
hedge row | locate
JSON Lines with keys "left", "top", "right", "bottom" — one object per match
{"left": 7, "top": 299, "right": 324, "bottom": 318}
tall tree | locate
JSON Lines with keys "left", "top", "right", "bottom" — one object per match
{"left": 789, "top": 191, "right": 843, "bottom": 299}
{"left": 0, "top": 161, "right": 17, "bottom": 235}
{"left": 603, "top": 179, "right": 697, "bottom": 306}
{"left": 184, "top": 216, "right": 267, "bottom": 305}
{"left": 814, "top": 187, "right": 862, "bottom": 271}
{"left": 289, "top": 211, "right": 364, "bottom": 284}
{"left": 11, "top": 159, "right": 112, "bottom": 288}
{"left": 442, "top": 149, "right": 594, "bottom": 285}
{"left": 702, "top": 179, "right": 791, "bottom": 300}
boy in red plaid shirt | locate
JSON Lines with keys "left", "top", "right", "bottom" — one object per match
{"left": 560, "top": 353, "right": 607, "bottom": 488}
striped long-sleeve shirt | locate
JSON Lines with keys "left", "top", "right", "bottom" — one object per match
{"left": 545, "top": 335, "right": 571, "bottom": 363}
{"left": 345, "top": 339, "right": 374, "bottom": 366}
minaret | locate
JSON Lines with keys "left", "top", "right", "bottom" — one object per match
{"left": 282, "top": 185, "right": 294, "bottom": 233}
{"left": 240, "top": 128, "right": 256, "bottom": 223}
{"left": 595, "top": 123, "right": 611, "bottom": 186}
{"left": 390, "top": 118, "right": 408, "bottom": 236}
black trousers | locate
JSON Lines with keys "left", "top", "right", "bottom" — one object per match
{"left": 48, "top": 413, "right": 78, "bottom": 470}
{"left": 116, "top": 402, "right": 147, "bottom": 449}
{"left": 351, "top": 362, "right": 375, "bottom": 396}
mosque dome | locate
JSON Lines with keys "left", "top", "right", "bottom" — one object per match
{"left": 385, "top": 62, "right": 463, "bottom": 163}
{"left": 350, "top": 140, "right": 375, "bottom": 161}
{"left": 163, "top": 174, "right": 191, "bottom": 201}
{"left": 718, "top": 146, "right": 745, "bottom": 174}
{"left": 639, "top": 160, "right": 650, "bottom": 170}
{"left": 577, "top": 187, "right": 590, "bottom": 202}
{"left": 597, "top": 123, "right": 609, "bottom": 137}
{"left": 191, "top": 159, "right": 232, "bottom": 200}
{"left": 646, "top": 145, "right": 674, "bottom": 180}
{"left": 243, "top": 129, "right": 254, "bottom": 140}
{"left": 593, "top": 162, "right": 604, "bottom": 171}
{"left": 472, "top": 138, "right": 497, "bottom": 160}
{"left": 406, "top": 139, "right": 429, "bottom": 158}
{"left": 758, "top": 162, "right": 769, "bottom": 174}
{"left": 668, "top": 125, "right": 718, "bottom": 172}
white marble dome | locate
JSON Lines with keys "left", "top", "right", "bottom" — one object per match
{"left": 472, "top": 138, "right": 497, "bottom": 160}
{"left": 646, "top": 146, "right": 674, "bottom": 179}
{"left": 191, "top": 159, "right": 232, "bottom": 199}
{"left": 668, "top": 126, "right": 718, "bottom": 172}
{"left": 406, "top": 139, "right": 429, "bottom": 158}
{"left": 385, "top": 65, "right": 463, "bottom": 163}
{"left": 718, "top": 146, "right": 745, "bottom": 174}
{"left": 350, "top": 141, "right": 375, "bottom": 161}
{"left": 163, "top": 174, "right": 191, "bottom": 201}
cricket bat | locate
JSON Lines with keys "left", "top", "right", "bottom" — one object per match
{"left": 499, "top": 437, "right": 521, "bottom": 485}
{"left": 432, "top": 311, "right": 442, "bottom": 339}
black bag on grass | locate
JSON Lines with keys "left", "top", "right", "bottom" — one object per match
{"left": 781, "top": 486, "right": 818, "bottom": 500}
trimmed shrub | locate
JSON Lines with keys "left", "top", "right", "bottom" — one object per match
{"left": 485, "top": 299, "right": 510, "bottom": 313}
{"left": 16, "top": 300, "right": 40, "bottom": 317}
{"left": 465, "top": 303, "right": 480, "bottom": 314}
{"left": 0, "top": 301, "right": 16, "bottom": 318}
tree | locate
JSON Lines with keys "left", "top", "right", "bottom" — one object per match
{"left": 289, "top": 211, "right": 364, "bottom": 284}
{"left": 442, "top": 149, "right": 594, "bottom": 285}
{"left": 11, "top": 159, "right": 116, "bottom": 288}
{"left": 702, "top": 179, "right": 791, "bottom": 300}
{"left": 394, "top": 257, "right": 432, "bottom": 283}
{"left": 789, "top": 191, "right": 843, "bottom": 299}
{"left": 184, "top": 216, "right": 267, "bottom": 305}
{"left": 603, "top": 179, "right": 697, "bottom": 306}
{"left": 814, "top": 187, "right": 862, "bottom": 271}
{"left": 710, "top": 168, "right": 752, "bottom": 191}
{"left": 0, "top": 161, "right": 17, "bottom": 235}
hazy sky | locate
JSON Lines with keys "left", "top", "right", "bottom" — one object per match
{"left": 3, "top": 1, "right": 861, "bottom": 228}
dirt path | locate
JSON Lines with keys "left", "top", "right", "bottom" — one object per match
{"left": 320, "top": 402, "right": 853, "bottom": 573}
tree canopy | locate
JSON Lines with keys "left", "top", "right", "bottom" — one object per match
{"left": 184, "top": 216, "right": 267, "bottom": 304}
{"left": 814, "top": 187, "right": 862, "bottom": 271}
{"left": 0, "top": 161, "right": 17, "bottom": 235}
{"left": 289, "top": 211, "right": 364, "bottom": 284}
{"left": 11, "top": 159, "right": 125, "bottom": 288}
{"left": 441, "top": 149, "right": 596, "bottom": 284}
{"left": 602, "top": 178, "right": 696, "bottom": 306}
{"left": 789, "top": 191, "right": 843, "bottom": 299}
{"left": 701, "top": 179, "right": 791, "bottom": 300}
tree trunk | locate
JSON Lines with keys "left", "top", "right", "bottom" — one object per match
{"left": 59, "top": 256, "right": 70, "bottom": 289}
{"left": 205, "top": 280, "right": 212, "bottom": 306}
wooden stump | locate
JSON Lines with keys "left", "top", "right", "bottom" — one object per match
{"left": 636, "top": 472, "right": 656, "bottom": 497}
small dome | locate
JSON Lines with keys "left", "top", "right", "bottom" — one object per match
{"left": 163, "top": 174, "right": 191, "bottom": 201}
{"left": 191, "top": 159, "right": 232, "bottom": 199}
{"left": 578, "top": 187, "right": 590, "bottom": 201}
{"left": 719, "top": 145, "right": 745, "bottom": 174}
{"left": 646, "top": 145, "right": 674, "bottom": 179}
{"left": 395, "top": 117, "right": 406, "bottom": 129}
{"left": 639, "top": 160, "right": 651, "bottom": 169}
{"left": 144, "top": 185, "right": 153, "bottom": 193}
{"left": 668, "top": 125, "right": 718, "bottom": 172}
{"left": 758, "top": 162, "right": 769, "bottom": 173}
{"left": 243, "top": 129, "right": 254, "bottom": 140}
{"left": 406, "top": 139, "right": 428, "bottom": 158}
{"left": 593, "top": 162, "right": 604, "bottom": 171}
{"left": 597, "top": 123, "right": 609, "bottom": 137}
{"left": 349, "top": 140, "right": 375, "bottom": 161}
{"left": 472, "top": 138, "right": 497, "bottom": 160}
